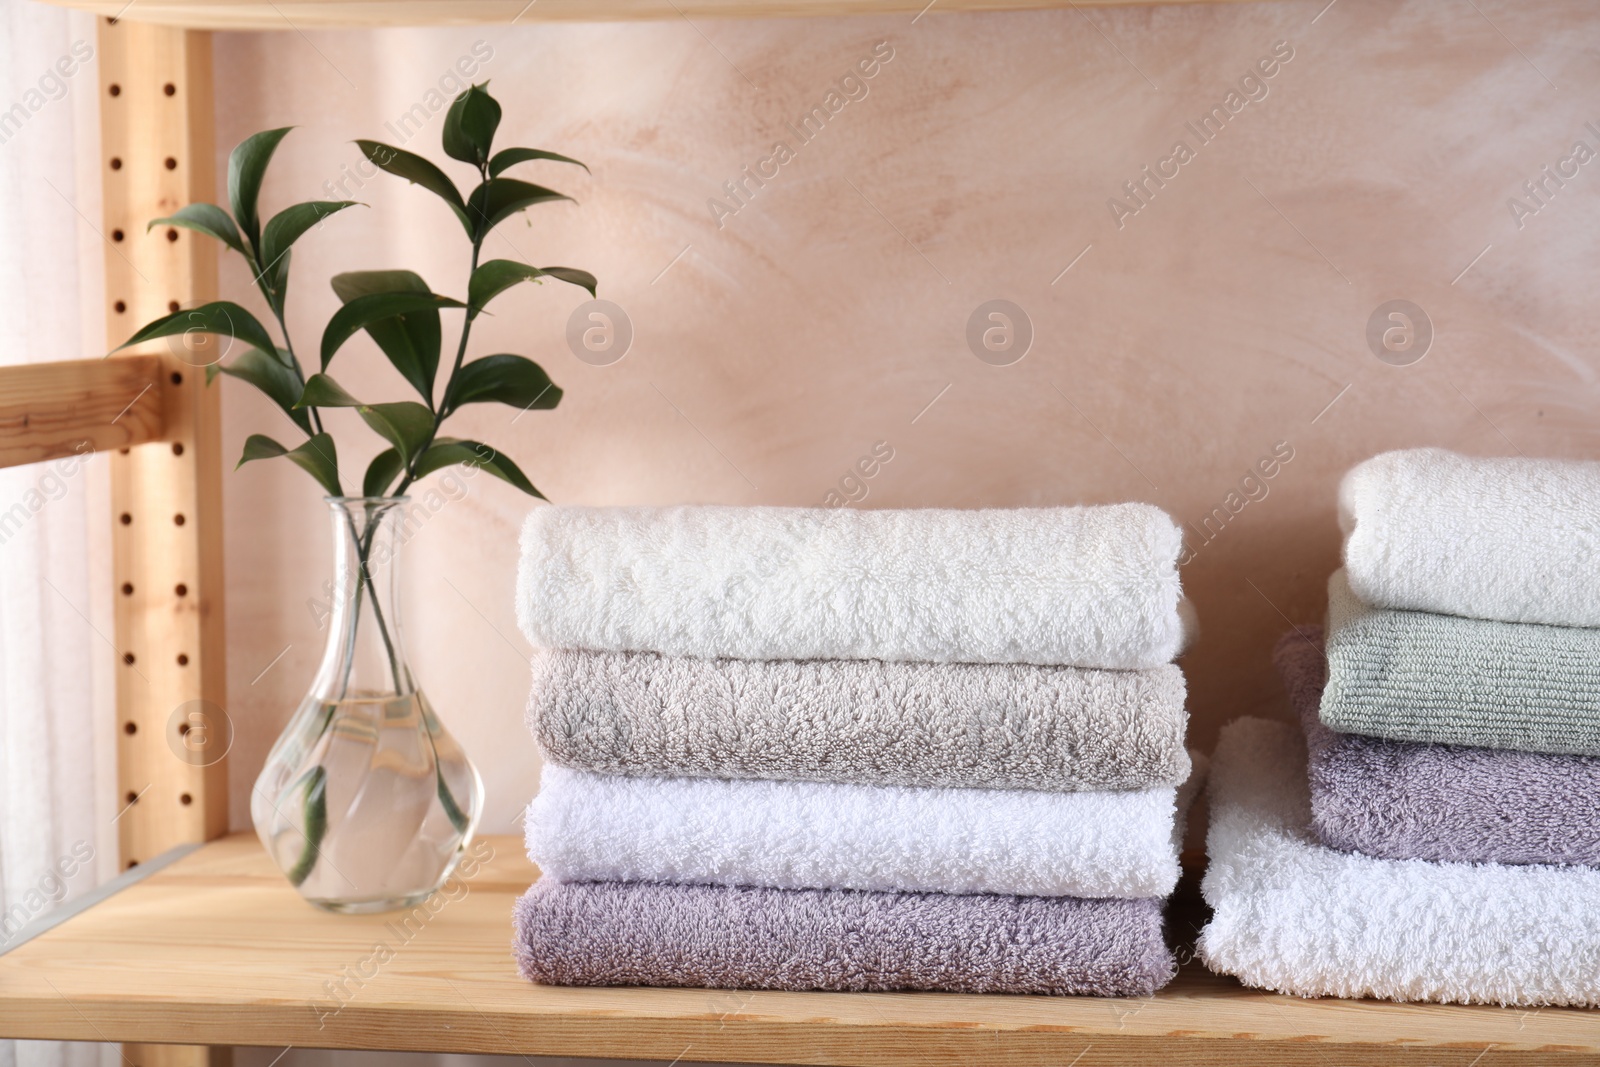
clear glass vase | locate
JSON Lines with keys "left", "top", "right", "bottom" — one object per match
{"left": 252, "top": 496, "right": 484, "bottom": 913}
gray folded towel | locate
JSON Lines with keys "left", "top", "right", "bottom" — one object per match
{"left": 529, "top": 648, "right": 1190, "bottom": 791}
{"left": 1322, "top": 570, "right": 1600, "bottom": 756}
{"left": 515, "top": 878, "right": 1175, "bottom": 996}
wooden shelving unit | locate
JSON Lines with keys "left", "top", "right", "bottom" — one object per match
{"left": 3, "top": 833, "right": 1596, "bottom": 1066}
{"left": 0, "top": 0, "right": 1593, "bottom": 1062}
{"left": 39, "top": 0, "right": 1257, "bottom": 30}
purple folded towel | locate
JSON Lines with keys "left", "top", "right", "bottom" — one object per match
{"left": 515, "top": 878, "right": 1175, "bottom": 996}
{"left": 1278, "top": 629, "right": 1600, "bottom": 866}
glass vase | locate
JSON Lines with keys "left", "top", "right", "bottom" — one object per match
{"left": 252, "top": 496, "right": 484, "bottom": 913}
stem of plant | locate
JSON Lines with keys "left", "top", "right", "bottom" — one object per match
{"left": 340, "top": 223, "right": 487, "bottom": 701}
{"left": 250, "top": 248, "right": 324, "bottom": 437}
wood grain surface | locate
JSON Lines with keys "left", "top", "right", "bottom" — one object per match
{"left": 1, "top": 834, "right": 1595, "bottom": 1065}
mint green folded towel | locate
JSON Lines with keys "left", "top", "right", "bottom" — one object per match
{"left": 1322, "top": 570, "right": 1600, "bottom": 756}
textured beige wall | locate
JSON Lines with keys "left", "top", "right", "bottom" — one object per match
{"left": 209, "top": 1, "right": 1600, "bottom": 833}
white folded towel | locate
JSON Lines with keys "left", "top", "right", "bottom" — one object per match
{"left": 517, "top": 503, "right": 1188, "bottom": 669}
{"left": 1198, "top": 717, "right": 1600, "bottom": 1007}
{"left": 1340, "top": 448, "right": 1600, "bottom": 627}
{"left": 526, "top": 760, "right": 1203, "bottom": 900}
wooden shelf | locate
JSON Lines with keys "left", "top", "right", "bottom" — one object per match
{"left": 1, "top": 833, "right": 1596, "bottom": 1065}
{"left": 44, "top": 0, "right": 1256, "bottom": 30}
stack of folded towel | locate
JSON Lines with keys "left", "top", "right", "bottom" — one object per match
{"left": 511, "top": 503, "right": 1201, "bottom": 996}
{"left": 1201, "top": 448, "right": 1600, "bottom": 1007}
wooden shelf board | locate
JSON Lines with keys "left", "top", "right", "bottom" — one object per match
{"left": 42, "top": 0, "right": 1260, "bottom": 30}
{"left": 0, "top": 833, "right": 1595, "bottom": 1065}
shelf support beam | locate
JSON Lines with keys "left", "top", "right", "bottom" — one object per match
{"left": 97, "top": 15, "right": 230, "bottom": 1067}
{"left": 0, "top": 355, "right": 165, "bottom": 469}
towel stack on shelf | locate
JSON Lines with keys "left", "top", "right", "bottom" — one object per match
{"left": 512, "top": 503, "right": 1200, "bottom": 996}
{"left": 1201, "top": 449, "right": 1600, "bottom": 1007}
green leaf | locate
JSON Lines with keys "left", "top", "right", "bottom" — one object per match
{"left": 215, "top": 348, "right": 313, "bottom": 434}
{"left": 535, "top": 267, "right": 599, "bottom": 296}
{"left": 355, "top": 140, "right": 470, "bottom": 234}
{"left": 329, "top": 272, "right": 445, "bottom": 401}
{"left": 228, "top": 127, "right": 293, "bottom": 251}
{"left": 487, "top": 147, "right": 589, "bottom": 179}
{"left": 237, "top": 432, "right": 342, "bottom": 497}
{"left": 467, "top": 259, "right": 597, "bottom": 310}
{"left": 262, "top": 248, "right": 293, "bottom": 317}
{"left": 259, "top": 200, "right": 360, "bottom": 278}
{"left": 286, "top": 765, "right": 328, "bottom": 887}
{"left": 149, "top": 203, "right": 245, "bottom": 256}
{"left": 114, "top": 300, "right": 278, "bottom": 363}
{"left": 412, "top": 437, "right": 542, "bottom": 497}
{"left": 363, "top": 448, "right": 405, "bottom": 498}
{"left": 464, "top": 178, "right": 572, "bottom": 241}
{"left": 296, "top": 372, "right": 363, "bottom": 408}
{"left": 321, "top": 284, "right": 464, "bottom": 401}
{"left": 443, "top": 354, "right": 560, "bottom": 415}
{"left": 442, "top": 83, "right": 502, "bottom": 167}
{"left": 357, "top": 401, "right": 434, "bottom": 467}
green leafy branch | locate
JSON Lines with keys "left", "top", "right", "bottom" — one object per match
{"left": 114, "top": 82, "right": 595, "bottom": 504}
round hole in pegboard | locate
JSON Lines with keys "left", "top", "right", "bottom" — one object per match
{"left": 123, "top": 720, "right": 137, "bottom": 734}
{"left": 126, "top": 859, "right": 137, "bottom": 869}
{"left": 170, "top": 371, "right": 183, "bottom": 386}
{"left": 114, "top": 300, "right": 127, "bottom": 314}
{"left": 176, "top": 653, "right": 189, "bottom": 666}
{"left": 164, "top": 83, "right": 176, "bottom": 96}
{"left": 110, "top": 157, "right": 122, "bottom": 170}
{"left": 119, "top": 512, "right": 132, "bottom": 525}
{"left": 108, "top": 83, "right": 121, "bottom": 97}
{"left": 121, "top": 582, "right": 134, "bottom": 596}
{"left": 123, "top": 652, "right": 136, "bottom": 665}
{"left": 180, "top": 793, "right": 193, "bottom": 805}
{"left": 175, "top": 583, "right": 188, "bottom": 597}
{"left": 167, "top": 300, "right": 180, "bottom": 313}
{"left": 164, "top": 157, "right": 177, "bottom": 171}
{"left": 125, "top": 791, "right": 138, "bottom": 804}
{"left": 172, "top": 443, "right": 185, "bottom": 457}
{"left": 165, "top": 228, "right": 179, "bottom": 242}
{"left": 111, "top": 229, "right": 124, "bottom": 242}
{"left": 174, "top": 513, "right": 186, "bottom": 526}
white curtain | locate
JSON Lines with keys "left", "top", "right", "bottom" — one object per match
{"left": 0, "top": 4, "right": 118, "bottom": 1067}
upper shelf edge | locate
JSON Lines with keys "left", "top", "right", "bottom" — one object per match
{"left": 39, "top": 0, "right": 1261, "bottom": 31}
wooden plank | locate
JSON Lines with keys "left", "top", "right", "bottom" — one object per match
{"left": 98, "top": 11, "right": 227, "bottom": 875}
{"left": 0, "top": 834, "right": 1594, "bottom": 1065}
{"left": 40, "top": 0, "right": 1262, "bottom": 29}
{"left": 97, "top": 18, "right": 229, "bottom": 1067}
{"left": 0, "top": 356, "right": 164, "bottom": 469}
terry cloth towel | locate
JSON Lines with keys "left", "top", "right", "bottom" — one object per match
{"left": 528, "top": 649, "right": 1191, "bottom": 792}
{"left": 514, "top": 879, "right": 1176, "bottom": 996}
{"left": 526, "top": 758, "right": 1204, "bottom": 900}
{"left": 1198, "top": 717, "right": 1600, "bottom": 1007}
{"left": 1280, "top": 628, "right": 1600, "bottom": 866}
{"left": 1340, "top": 447, "right": 1600, "bottom": 628}
{"left": 1321, "top": 570, "right": 1600, "bottom": 756}
{"left": 517, "top": 503, "right": 1190, "bottom": 670}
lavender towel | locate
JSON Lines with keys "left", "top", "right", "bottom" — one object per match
{"left": 1278, "top": 628, "right": 1600, "bottom": 866}
{"left": 515, "top": 878, "right": 1175, "bottom": 996}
